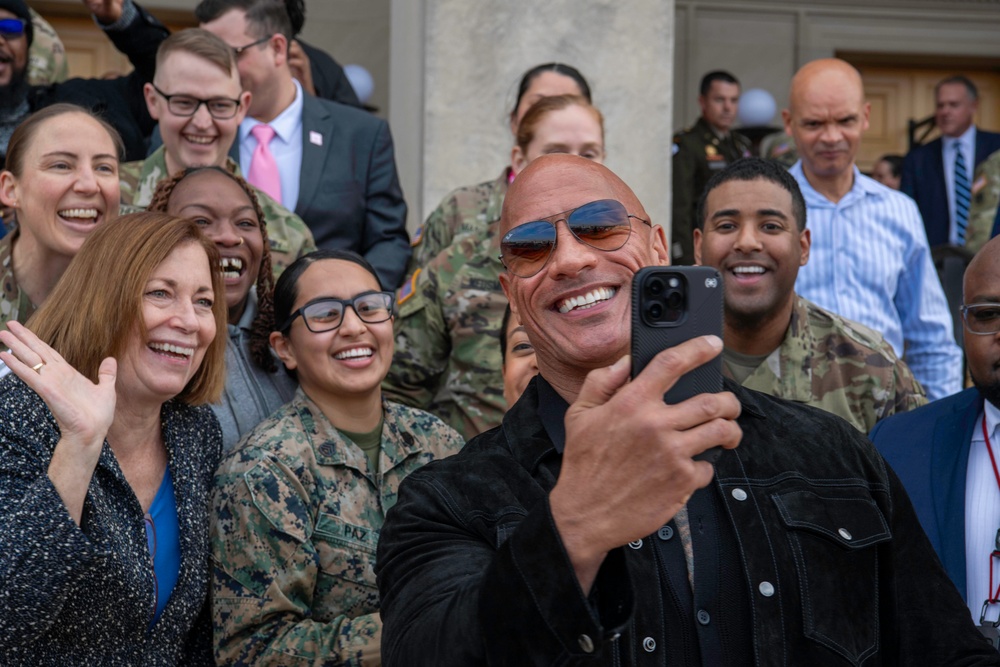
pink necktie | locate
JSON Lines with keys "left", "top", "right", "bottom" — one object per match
{"left": 247, "top": 124, "right": 282, "bottom": 203}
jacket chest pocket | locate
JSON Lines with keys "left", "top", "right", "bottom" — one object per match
{"left": 772, "top": 489, "right": 891, "bottom": 665}
{"left": 313, "top": 513, "right": 380, "bottom": 618}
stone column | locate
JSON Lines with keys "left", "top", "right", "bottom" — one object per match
{"left": 390, "top": 0, "right": 675, "bottom": 237}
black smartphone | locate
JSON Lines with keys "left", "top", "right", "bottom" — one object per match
{"left": 631, "top": 266, "right": 724, "bottom": 462}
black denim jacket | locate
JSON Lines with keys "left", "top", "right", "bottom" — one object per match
{"left": 376, "top": 378, "right": 1000, "bottom": 666}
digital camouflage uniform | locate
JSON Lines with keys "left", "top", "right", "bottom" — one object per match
{"left": 27, "top": 9, "right": 68, "bottom": 86}
{"left": 119, "top": 146, "right": 317, "bottom": 277}
{"left": 966, "top": 148, "right": 1000, "bottom": 254}
{"left": 759, "top": 130, "right": 798, "bottom": 168}
{"left": 211, "top": 390, "right": 463, "bottom": 666}
{"left": 383, "top": 226, "right": 507, "bottom": 440}
{"left": 405, "top": 169, "right": 508, "bottom": 281}
{"left": 0, "top": 232, "right": 33, "bottom": 331}
{"left": 672, "top": 118, "right": 752, "bottom": 265}
{"left": 730, "top": 295, "right": 927, "bottom": 433}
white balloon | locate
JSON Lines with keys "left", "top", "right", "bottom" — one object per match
{"left": 738, "top": 89, "right": 777, "bottom": 126}
{"left": 344, "top": 64, "right": 375, "bottom": 104}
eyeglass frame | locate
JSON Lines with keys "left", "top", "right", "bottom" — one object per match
{"left": 150, "top": 83, "right": 243, "bottom": 120}
{"left": 498, "top": 199, "right": 651, "bottom": 278}
{"left": 279, "top": 291, "right": 396, "bottom": 333}
{"left": 960, "top": 302, "right": 1000, "bottom": 336}
{"left": 231, "top": 34, "right": 272, "bottom": 58}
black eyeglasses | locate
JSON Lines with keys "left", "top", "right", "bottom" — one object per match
{"left": 499, "top": 199, "right": 650, "bottom": 278}
{"left": 281, "top": 291, "right": 395, "bottom": 333}
{"left": 231, "top": 35, "right": 271, "bottom": 58}
{"left": 152, "top": 83, "right": 242, "bottom": 120}
{"left": 0, "top": 18, "right": 24, "bottom": 38}
{"left": 961, "top": 303, "right": 1000, "bottom": 335}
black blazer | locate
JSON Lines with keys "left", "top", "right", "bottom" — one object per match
{"left": 901, "top": 129, "right": 1000, "bottom": 246}
{"left": 232, "top": 95, "right": 410, "bottom": 289}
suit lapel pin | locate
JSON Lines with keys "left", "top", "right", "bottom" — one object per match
{"left": 310, "top": 131, "right": 323, "bottom": 147}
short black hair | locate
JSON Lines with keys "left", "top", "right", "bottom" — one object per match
{"left": 509, "top": 63, "right": 591, "bottom": 125}
{"left": 195, "top": 0, "right": 293, "bottom": 41}
{"left": 699, "top": 70, "right": 739, "bottom": 97}
{"left": 876, "top": 154, "right": 904, "bottom": 179}
{"left": 696, "top": 157, "right": 807, "bottom": 232}
{"left": 283, "top": 0, "right": 305, "bottom": 36}
{"left": 936, "top": 75, "right": 978, "bottom": 102}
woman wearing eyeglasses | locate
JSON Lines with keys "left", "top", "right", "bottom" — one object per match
{"left": 210, "top": 249, "right": 463, "bottom": 665}
{"left": 148, "top": 166, "right": 295, "bottom": 451}
{"left": 384, "top": 94, "right": 606, "bottom": 439}
{"left": 0, "top": 103, "right": 122, "bottom": 330}
{"left": 0, "top": 212, "right": 227, "bottom": 665}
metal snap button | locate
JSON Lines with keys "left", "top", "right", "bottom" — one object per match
{"left": 628, "top": 539, "right": 643, "bottom": 549}
{"left": 731, "top": 488, "right": 748, "bottom": 501}
{"left": 838, "top": 528, "right": 852, "bottom": 541}
{"left": 578, "top": 634, "right": 594, "bottom": 653}
{"left": 758, "top": 581, "right": 775, "bottom": 597}
{"left": 642, "top": 636, "right": 656, "bottom": 652}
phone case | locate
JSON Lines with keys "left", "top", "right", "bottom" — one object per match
{"left": 630, "top": 266, "right": 724, "bottom": 404}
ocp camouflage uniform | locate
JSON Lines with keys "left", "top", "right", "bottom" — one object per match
{"left": 759, "top": 130, "right": 798, "bottom": 168}
{"left": 966, "top": 147, "right": 1000, "bottom": 254}
{"left": 672, "top": 118, "right": 752, "bottom": 265}
{"left": 404, "top": 168, "right": 508, "bottom": 281}
{"left": 730, "top": 295, "right": 927, "bottom": 433}
{"left": 383, "top": 226, "right": 507, "bottom": 440}
{"left": 119, "top": 146, "right": 317, "bottom": 277}
{"left": 27, "top": 9, "right": 68, "bottom": 86}
{"left": 211, "top": 390, "right": 463, "bottom": 666}
{"left": 0, "top": 232, "right": 33, "bottom": 331}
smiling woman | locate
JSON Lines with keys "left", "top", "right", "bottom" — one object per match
{"left": 0, "top": 212, "right": 227, "bottom": 665}
{"left": 149, "top": 166, "right": 295, "bottom": 450}
{"left": 0, "top": 103, "right": 124, "bottom": 331}
{"left": 210, "top": 249, "right": 464, "bottom": 665}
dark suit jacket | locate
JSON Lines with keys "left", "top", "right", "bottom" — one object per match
{"left": 870, "top": 387, "right": 983, "bottom": 602}
{"left": 233, "top": 95, "right": 410, "bottom": 289}
{"left": 901, "top": 129, "right": 1000, "bottom": 246}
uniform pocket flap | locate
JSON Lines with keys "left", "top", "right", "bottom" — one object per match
{"left": 772, "top": 489, "right": 890, "bottom": 548}
{"left": 245, "top": 460, "right": 311, "bottom": 543}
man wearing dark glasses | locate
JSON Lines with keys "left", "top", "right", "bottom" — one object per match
{"left": 874, "top": 234, "right": 1000, "bottom": 648}
{"left": 0, "top": 0, "right": 170, "bottom": 164}
{"left": 376, "top": 154, "right": 999, "bottom": 666}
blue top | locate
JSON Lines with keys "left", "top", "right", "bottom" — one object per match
{"left": 790, "top": 161, "right": 963, "bottom": 401}
{"left": 145, "top": 467, "right": 181, "bottom": 627}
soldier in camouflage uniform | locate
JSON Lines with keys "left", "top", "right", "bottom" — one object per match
{"left": 672, "top": 71, "right": 752, "bottom": 265}
{"left": 211, "top": 250, "right": 463, "bottom": 666}
{"left": 966, "top": 147, "right": 1000, "bottom": 254}
{"left": 405, "top": 168, "right": 509, "bottom": 282}
{"left": 119, "top": 146, "right": 316, "bottom": 277}
{"left": 118, "top": 29, "right": 315, "bottom": 277}
{"left": 383, "top": 228, "right": 508, "bottom": 440}
{"left": 27, "top": 9, "right": 67, "bottom": 86}
{"left": 0, "top": 231, "right": 33, "bottom": 330}
{"left": 695, "top": 157, "right": 926, "bottom": 433}
{"left": 759, "top": 129, "right": 798, "bottom": 168}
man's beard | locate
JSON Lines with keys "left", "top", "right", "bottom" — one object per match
{"left": 973, "top": 375, "right": 1000, "bottom": 411}
{"left": 0, "top": 64, "right": 28, "bottom": 115}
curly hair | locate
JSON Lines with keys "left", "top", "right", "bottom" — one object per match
{"left": 147, "top": 166, "right": 278, "bottom": 372}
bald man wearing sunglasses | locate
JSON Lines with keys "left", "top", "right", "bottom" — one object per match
{"left": 375, "top": 154, "right": 999, "bottom": 666}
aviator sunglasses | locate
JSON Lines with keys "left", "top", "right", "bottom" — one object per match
{"left": 499, "top": 199, "right": 651, "bottom": 278}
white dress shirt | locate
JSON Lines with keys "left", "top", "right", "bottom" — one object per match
{"left": 942, "top": 125, "right": 977, "bottom": 245}
{"left": 239, "top": 79, "right": 305, "bottom": 213}
{"left": 965, "top": 399, "right": 1000, "bottom": 624}
{"left": 791, "top": 162, "right": 964, "bottom": 401}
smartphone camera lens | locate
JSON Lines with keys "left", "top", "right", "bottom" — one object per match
{"left": 647, "top": 277, "right": 664, "bottom": 296}
{"left": 646, "top": 302, "right": 664, "bottom": 320}
{"left": 666, "top": 291, "right": 683, "bottom": 310}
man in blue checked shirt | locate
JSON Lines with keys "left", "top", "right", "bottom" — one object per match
{"left": 782, "top": 58, "right": 963, "bottom": 401}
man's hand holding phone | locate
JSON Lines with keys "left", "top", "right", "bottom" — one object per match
{"left": 549, "top": 336, "right": 742, "bottom": 593}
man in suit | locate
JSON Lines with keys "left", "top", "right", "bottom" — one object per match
{"left": 901, "top": 75, "right": 1000, "bottom": 247}
{"left": 871, "top": 233, "right": 1000, "bottom": 634}
{"left": 195, "top": 0, "right": 410, "bottom": 288}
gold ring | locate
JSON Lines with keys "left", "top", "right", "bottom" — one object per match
{"left": 31, "top": 361, "right": 45, "bottom": 372}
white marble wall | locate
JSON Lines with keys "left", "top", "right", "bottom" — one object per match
{"left": 391, "top": 0, "right": 675, "bottom": 235}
